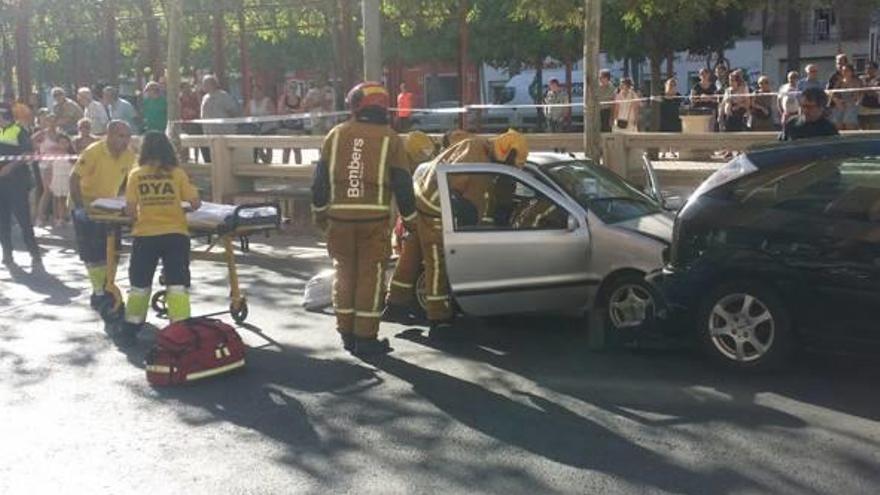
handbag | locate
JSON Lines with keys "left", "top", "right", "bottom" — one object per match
{"left": 145, "top": 317, "right": 246, "bottom": 386}
{"left": 616, "top": 119, "right": 629, "bottom": 129}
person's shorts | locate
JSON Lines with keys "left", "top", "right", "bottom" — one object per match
{"left": 129, "top": 234, "right": 191, "bottom": 288}
{"left": 832, "top": 105, "right": 859, "bottom": 127}
{"left": 73, "top": 215, "right": 112, "bottom": 264}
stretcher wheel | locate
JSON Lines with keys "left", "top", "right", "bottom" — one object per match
{"left": 151, "top": 290, "right": 168, "bottom": 317}
{"left": 230, "top": 300, "right": 249, "bottom": 324}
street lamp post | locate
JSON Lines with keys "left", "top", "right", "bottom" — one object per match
{"left": 362, "top": 0, "right": 382, "bottom": 81}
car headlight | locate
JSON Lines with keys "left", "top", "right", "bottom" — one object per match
{"left": 688, "top": 155, "right": 758, "bottom": 202}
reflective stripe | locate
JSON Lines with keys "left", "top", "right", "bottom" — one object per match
{"left": 185, "top": 359, "right": 246, "bottom": 381}
{"left": 432, "top": 244, "right": 441, "bottom": 296}
{"left": 377, "top": 136, "right": 389, "bottom": 206}
{"left": 328, "top": 204, "right": 391, "bottom": 212}
{"left": 0, "top": 125, "right": 22, "bottom": 146}
{"left": 167, "top": 285, "right": 188, "bottom": 294}
{"left": 372, "top": 262, "right": 383, "bottom": 312}
{"left": 329, "top": 131, "right": 339, "bottom": 203}
{"left": 391, "top": 280, "right": 414, "bottom": 289}
{"left": 129, "top": 286, "right": 150, "bottom": 294}
{"left": 355, "top": 311, "right": 382, "bottom": 318}
{"left": 311, "top": 204, "right": 329, "bottom": 213}
{"left": 416, "top": 187, "right": 442, "bottom": 213}
{"left": 146, "top": 365, "right": 171, "bottom": 374}
{"left": 335, "top": 308, "right": 355, "bottom": 315}
{"left": 402, "top": 211, "right": 418, "bottom": 222}
{"left": 532, "top": 205, "right": 557, "bottom": 228}
{"left": 425, "top": 295, "right": 449, "bottom": 301}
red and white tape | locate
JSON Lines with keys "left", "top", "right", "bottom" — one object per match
{"left": 0, "top": 154, "right": 79, "bottom": 161}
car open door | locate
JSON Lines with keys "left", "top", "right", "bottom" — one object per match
{"left": 436, "top": 164, "right": 595, "bottom": 317}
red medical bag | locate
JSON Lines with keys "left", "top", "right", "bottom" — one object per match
{"left": 145, "top": 318, "right": 246, "bottom": 386}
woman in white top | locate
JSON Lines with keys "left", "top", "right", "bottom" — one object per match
{"left": 721, "top": 70, "right": 751, "bottom": 132}
{"left": 31, "top": 113, "right": 61, "bottom": 226}
{"left": 613, "top": 78, "right": 641, "bottom": 132}
{"left": 777, "top": 71, "right": 801, "bottom": 124}
{"left": 246, "top": 85, "right": 275, "bottom": 164}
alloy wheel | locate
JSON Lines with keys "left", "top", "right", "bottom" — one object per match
{"left": 708, "top": 293, "right": 775, "bottom": 362}
{"left": 608, "top": 283, "right": 654, "bottom": 329}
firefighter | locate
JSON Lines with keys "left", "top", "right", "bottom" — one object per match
{"left": 311, "top": 82, "right": 418, "bottom": 356}
{"left": 383, "top": 131, "right": 440, "bottom": 323}
{"left": 118, "top": 132, "right": 201, "bottom": 346}
{"left": 0, "top": 103, "right": 41, "bottom": 269}
{"left": 412, "top": 129, "right": 529, "bottom": 336}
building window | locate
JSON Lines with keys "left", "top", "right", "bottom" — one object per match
{"left": 813, "top": 8, "right": 836, "bottom": 41}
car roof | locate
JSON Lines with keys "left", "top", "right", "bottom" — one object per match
{"left": 745, "top": 136, "right": 880, "bottom": 169}
{"left": 527, "top": 152, "right": 583, "bottom": 166}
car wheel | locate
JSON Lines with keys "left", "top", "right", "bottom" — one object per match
{"left": 696, "top": 281, "right": 792, "bottom": 371}
{"left": 604, "top": 274, "right": 657, "bottom": 332}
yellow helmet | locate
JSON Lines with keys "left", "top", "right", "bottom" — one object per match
{"left": 405, "top": 131, "right": 436, "bottom": 164}
{"left": 492, "top": 129, "right": 529, "bottom": 167}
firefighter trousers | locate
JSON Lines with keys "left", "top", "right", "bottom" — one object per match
{"left": 387, "top": 228, "right": 422, "bottom": 307}
{"left": 327, "top": 219, "right": 391, "bottom": 339}
{"left": 417, "top": 214, "right": 453, "bottom": 322}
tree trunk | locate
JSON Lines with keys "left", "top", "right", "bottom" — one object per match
{"left": 535, "top": 59, "right": 544, "bottom": 132}
{"left": 665, "top": 50, "right": 674, "bottom": 79}
{"left": 104, "top": 0, "right": 119, "bottom": 84}
{"left": 139, "top": 0, "right": 162, "bottom": 80}
{"left": 338, "top": 0, "right": 356, "bottom": 94}
{"left": 14, "top": 0, "right": 32, "bottom": 100}
{"left": 1, "top": 27, "right": 14, "bottom": 95}
{"left": 650, "top": 54, "right": 663, "bottom": 132}
{"left": 457, "top": 0, "right": 470, "bottom": 129}
{"left": 212, "top": 8, "right": 227, "bottom": 88}
{"left": 237, "top": 4, "right": 251, "bottom": 104}
{"left": 165, "top": 0, "right": 183, "bottom": 145}
{"left": 583, "top": 0, "right": 602, "bottom": 161}
{"left": 786, "top": 1, "right": 801, "bottom": 72}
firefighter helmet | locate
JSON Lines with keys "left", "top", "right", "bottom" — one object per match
{"left": 491, "top": 129, "right": 529, "bottom": 167}
{"left": 346, "top": 82, "right": 390, "bottom": 114}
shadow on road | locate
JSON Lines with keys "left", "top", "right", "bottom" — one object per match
{"left": 5, "top": 262, "right": 80, "bottom": 306}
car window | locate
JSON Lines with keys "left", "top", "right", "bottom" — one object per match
{"left": 727, "top": 157, "right": 880, "bottom": 222}
{"left": 445, "top": 172, "right": 568, "bottom": 232}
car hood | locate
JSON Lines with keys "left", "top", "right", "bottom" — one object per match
{"left": 613, "top": 212, "right": 673, "bottom": 243}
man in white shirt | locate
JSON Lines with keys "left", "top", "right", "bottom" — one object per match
{"left": 199, "top": 75, "right": 241, "bottom": 162}
{"left": 77, "top": 87, "right": 109, "bottom": 135}
{"left": 777, "top": 71, "right": 801, "bottom": 125}
{"left": 102, "top": 86, "right": 138, "bottom": 131}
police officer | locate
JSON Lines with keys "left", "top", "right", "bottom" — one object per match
{"left": 0, "top": 103, "right": 42, "bottom": 269}
{"left": 384, "top": 131, "right": 440, "bottom": 322}
{"left": 411, "top": 129, "right": 529, "bottom": 336}
{"left": 311, "top": 82, "right": 418, "bottom": 356}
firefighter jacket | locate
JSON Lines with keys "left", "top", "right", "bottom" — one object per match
{"left": 414, "top": 137, "right": 496, "bottom": 219}
{"left": 311, "top": 119, "right": 417, "bottom": 223}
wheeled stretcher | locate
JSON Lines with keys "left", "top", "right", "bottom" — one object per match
{"left": 88, "top": 199, "right": 282, "bottom": 324}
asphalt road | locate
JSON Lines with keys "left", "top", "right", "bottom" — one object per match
{"left": 1, "top": 228, "right": 879, "bottom": 494}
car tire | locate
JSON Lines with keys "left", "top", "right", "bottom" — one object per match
{"left": 696, "top": 280, "right": 792, "bottom": 372}
{"left": 600, "top": 273, "right": 659, "bottom": 347}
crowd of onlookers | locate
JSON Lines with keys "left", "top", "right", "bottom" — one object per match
{"left": 584, "top": 53, "right": 880, "bottom": 134}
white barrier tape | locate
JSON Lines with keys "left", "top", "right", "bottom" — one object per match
{"left": 178, "top": 84, "right": 880, "bottom": 125}
{"left": 0, "top": 154, "right": 79, "bottom": 161}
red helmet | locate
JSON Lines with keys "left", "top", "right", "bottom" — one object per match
{"left": 346, "top": 82, "right": 390, "bottom": 113}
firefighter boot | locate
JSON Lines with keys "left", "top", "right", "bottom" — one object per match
{"left": 352, "top": 336, "right": 393, "bottom": 356}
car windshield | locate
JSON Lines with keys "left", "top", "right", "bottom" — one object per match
{"left": 541, "top": 160, "right": 662, "bottom": 223}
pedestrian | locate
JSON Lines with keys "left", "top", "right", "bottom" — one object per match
{"left": 750, "top": 76, "right": 776, "bottom": 131}
{"left": 613, "top": 78, "right": 640, "bottom": 132}
{"left": 73, "top": 118, "right": 98, "bottom": 153}
{"left": 141, "top": 81, "right": 168, "bottom": 133}
{"left": 659, "top": 77, "right": 682, "bottom": 132}
{"left": 51, "top": 87, "right": 84, "bottom": 135}
{"left": 721, "top": 70, "right": 750, "bottom": 132}
{"left": 830, "top": 63, "right": 862, "bottom": 131}
{"left": 396, "top": 82, "right": 413, "bottom": 132}
{"left": 409, "top": 129, "right": 529, "bottom": 338}
{"left": 50, "top": 133, "right": 74, "bottom": 227}
{"left": 827, "top": 53, "right": 849, "bottom": 90}
{"left": 690, "top": 68, "right": 719, "bottom": 131}
{"left": 199, "top": 75, "right": 240, "bottom": 162}
{"left": 117, "top": 131, "right": 201, "bottom": 346}
{"left": 302, "top": 80, "right": 326, "bottom": 135}
{"left": 310, "top": 81, "right": 418, "bottom": 356}
{"left": 544, "top": 78, "right": 570, "bottom": 133}
{"left": 597, "top": 69, "right": 617, "bottom": 132}
{"left": 798, "top": 64, "right": 824, "bottom": 93}
{"left": 77, "top": 87, "right": 109, "bottom": 135}
{"left": 246, "top": 85, "right": 275, "bottom": 164}
{"left": 179, "top": 81, "right": 202, "bottom": 162}
{"left": 779, "top": 87, "right": 839, "bottom": 141}
{"left": 858, "top": 62, "right": 880, "bottom": 130}
{"left": 777, "top": 71, "right": 801, "bottom": 125}
{"left": 277, "top": 81, "right": 303, "bottom": 164}
{"left": 714, "top": 64, "right": 730, "bottom": 93}
{"left": 32, "top": 113, "right": 62, "bottom": 227}
{"left": 0, "top": 103, "right": 42, "bottom": 269}
{"left": 69, "top": 121, "right": 136, "bottom": 314}
{"left": 102, "top": 86, "right": 139, "bottom": 131}
{"left": 321, "top": 79, "right": 337, "bottom": 129}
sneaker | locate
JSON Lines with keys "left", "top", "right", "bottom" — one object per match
{"left": 352, "top": 336, "right": 393, "bottom": 356}
{"left": 382, "top": 303, "right": 414, "bottom": 324}
{"left": 115, "top": 322, "right": 141, "bottom": 348}
{"left": 428, "top": 321, "right": 456, "bottom": 340}
{"left": 340, "top": 333, "right": 355, "bottom": 352}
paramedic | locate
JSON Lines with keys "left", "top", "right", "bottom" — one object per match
{"left": 311, "top": 82, "right": 418, "bottom": 356}
{"left": 118, "top": 131, "right": 201, "bottom": 346}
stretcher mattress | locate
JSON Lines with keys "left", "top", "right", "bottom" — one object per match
{"left": 90, "top": 197, "right": 279, "bottom": 232}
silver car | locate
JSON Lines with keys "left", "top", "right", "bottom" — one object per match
{"left": 304, "top": 153, "right": 673, "bottom": 334}
{"left": 430, "top": 152, "right": 673, "bottom": 332}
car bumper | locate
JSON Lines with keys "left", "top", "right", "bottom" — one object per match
{"left": 646, "top": 266, "right": 697, "bottom": 331}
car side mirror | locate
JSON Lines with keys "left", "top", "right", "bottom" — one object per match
{"left": 567, "top": 215, "right": 579, "bottom": 232}
{"left": 662, "top": 195, "right": 685, "bottom": 211}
